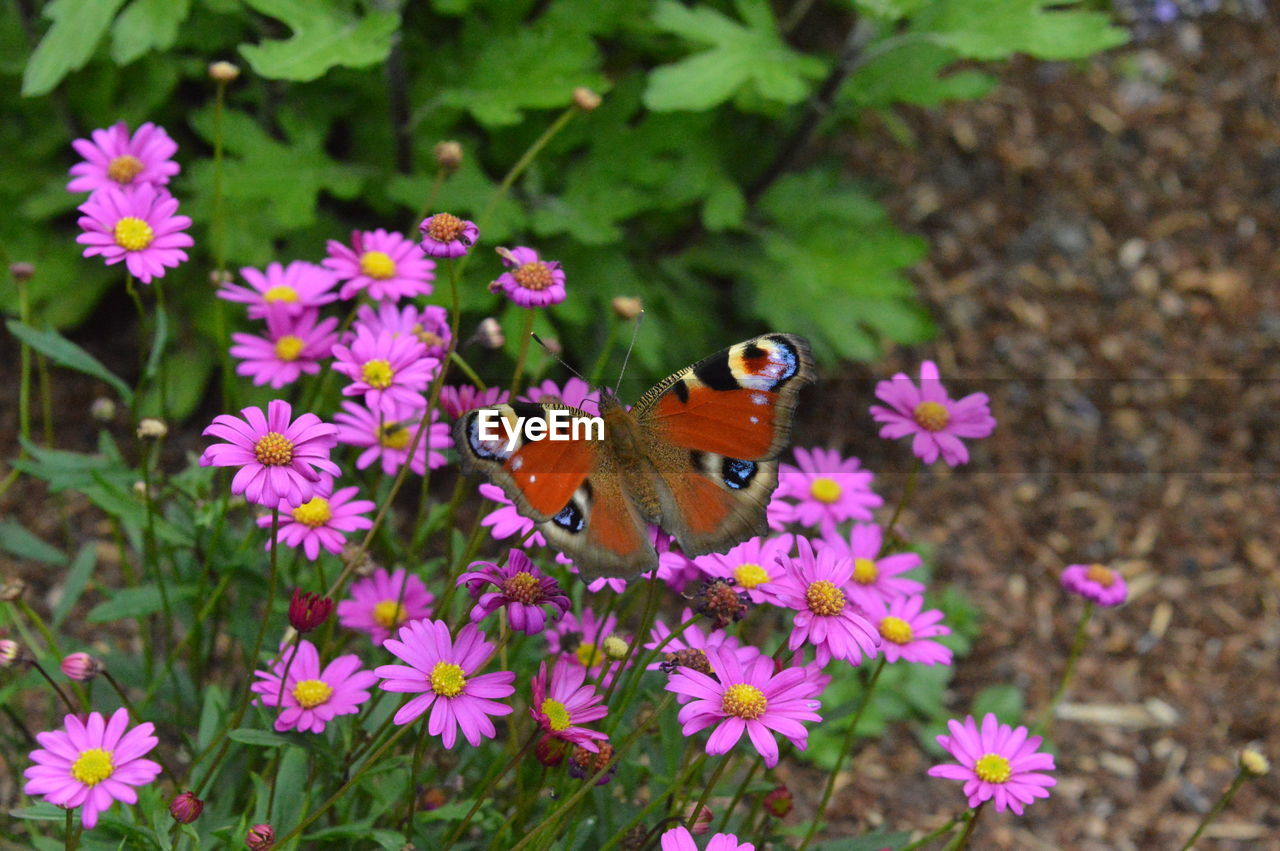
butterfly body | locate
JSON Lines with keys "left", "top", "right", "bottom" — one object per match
{"left": 456, "top": 334, "right": 815, "bottom": 580}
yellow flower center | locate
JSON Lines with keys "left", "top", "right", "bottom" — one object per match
{"left": 429, "top": 661, "right": 467, "bottom": 697}
{"left": 913, "top": 401, "right": 951, "bottom": 432}
{"left": 70, "top": 748, "right": 114, "bottom": 787}
{"left": 107, "top": 154, "right": 144, "bottom": 184}
{"left": 292, "top": 497, "right": 332, "bottom": 528}
{"left": 377, "top": 421, "right": 411, "bottom": 449}
{"left": 1086, "top": 564, "right": 1116, "bottom": 587}
{"left": 513, "top": 261, "right": 554, "bottom": 291}
{"left": 274, "top": 334, "right": 305, "bottom": 362}
{"left": 809, "top": 477, "right": 842, "bottom": 504}
{"left": 425, "top": 213, "right": 465, "bottom": 243}
{"left": 113, "top": 216, "right": 154, "bottom": 251}
{"left": 721, "top": 683, "right": 767, "bottom": 720}
{"left": 975, "top": 753, "right": 1012, "bottom": 784}
{"left": 733, "top": 563, "right": 769, "bottom": 589}
{"left": 373, "top": 600, "right": 407, "bottom": 629}
{"left": 502, "top": 571, "right": 542, "bottom": 603}
{"left": 805, "top": 580, "right": 846, "bottom": 616}
{"left": 574, "top": 642, "right": 604, "bottom": 669}
{"left": 253, "top": 431, "right": 294, "bottom": 466}
{"left": 879, "top": 615, "right": 914, "bottom": 645}
{"left": 263, "top": 285, "right": 299, "bottom": 303}
{"left": 853, "top": 557, "right": 879, "bottom": 585}
{"left": 362, "top": 359, "right": 395, "bottom": 389}
{"left": 541, "top": 698, "right": 571, "bottom": 731}
{"left": 359, "top": 250, "right": 397, "bottom": 280}
{"left": 292, "top": 678, "right": 333, "bottom": 709}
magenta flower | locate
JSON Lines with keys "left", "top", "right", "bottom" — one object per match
{"left": 774, "top": 448, "right": 883, "bottom": 534}
{"left": 479, "top": 483, "right": 548, "bottom": 547}
{"left": 490, "top": 246, "right": 566, "bottom": 308}
{"left": 67, "top": 121, "right": 179, "bottom": 194}
{"left": 546, "top": 608, "right": 628, "bottom": 685}
{"left": 23, "top": 707, "right": 162, "bottom": 829}
{"left": 337, "top": 567, "right": 434, "bottom": 646}
{"left": 331, "top": 326, "right": 437, "bottom": 415}
{"left": 257, "top": 477, "right": 375, "bottom": 560}
{"left": 666, "top": 647, "right": 821, "bottom": 768}
{"left": 660, "top": 827, "right": 756, "bottom": 851}
{"left": 218, "top": 261, "right": 340, "bottom": 319}
{"left": 251, "top": 640, "right": 377, "bottom": 733}
{"left": 820, "top": 523, "right": 925, "bottom": 609}
{"left": 863, "top": 594, "right": 952, "bottom": 666}
{"left": 440, "top": 385, "right": 509, "bottom": 419}
{"left": 76, "top": 184, "right": 192, "bottom": 284}
{"left": 766, "top": 492, "right": 797, "bottom": 531}
{"left": 645, "top": 608, "right": 761, "bottom": 689}
{"left": 774, "top": 538, "right": 880, "bottom": 666}
{"left": 200, "top": 400, "right": 339, "bottom": 508}
{"left": 419, "top": 212, "right": 479, "bottom": 258}
{"left": 334, "top": 401, "right": 451, "bottom": 476}
{"left": 870, "top": 360, "right": 996, "bottom": 466}
{"left": 375, "top": 620, "right": 515, "bottom": 744}
{"left": 457, "top": 550, "right": 571, "bottom": 634}
{"left": 324, "top": 229, "right": 435, "bottom": 301}
{"left": 230, "top": 308, "right": 339, "bottom": 388}
{"left": 352, "top": 302, "right": 451, "bottom": 360}
{"left": 1060, "top": 563, "right": 1127, "bottom": 607}
{"left": 928, "top": 713, "right": 1056, "bottom": 814}
{"left": 530, "top": 656, "right": 609, "bottom": 750}
{"left": 520, "top": 377, "right": 601, "bottom": 413}
{"left": 692, "top": 534, "right": 794, "bottom": 606}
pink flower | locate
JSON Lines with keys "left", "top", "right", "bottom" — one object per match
{"left": 218, "top": 261, "right": 340, "bottom": 319}
{"left": 546, "top": 608, "right": 628, "bottom": 685}
{"left": 864, "top": 594, "right": 952, "bottom": 666}
{"left": 530, "top": 656, "right": 609, "bottom": 750}
{"left": 645, "top": 608, "right": 761, "bottom": 688}
{"left": 352, "top": 302, "right": 451, "bottom": 360}
{"left": 457, "top": 550, "right": 571, "bottom": 634}
{"left": 324, "top": 229, "right": 435, "bottom": 301}
{"left": 775, "top": 448, "right": 883, "bottom": 534}
{"left": 490, "top": 246, "right": 566, "bottom": 308}
{"left": 774, "top": 538, "right": 880, "bottom": 666}
{"left": 375, "top": 620, "right": 515, "bottom": 744}
{"left": 419, "top": 212, "right": 478, "bottom": 258}
{"left": 928, "top": 713, "right": 1056, "bottom": 814}
{"left": 257, "top": 477, "right": 375, "bottom": 560}
{"left": 67, "top": 121, "right": 179, "bottom": 194}
{"left": 520, "top": 377, "right": 601, "bottom": 413}
{"left": 337, "top": 567, "right": 434, "bottom": 646}
{"left": 440, "top": 385, "right": 509, "bottom": 419}
{"left": 229, "top": 308, "right": 339, "bottom": 388}
{"left": 870, "top": 361, "right": 996, "bottom": 466}
{"left": 692, "top": 534, "right": 794, "bottom": 606}
{"left": 820, "top": 523, "right": 925, "bottom": 609}
{"left": 666, "top": 647, "right": 821, "bottom": 768}
{"left": 661, "top": 826, "right": 755, "bottom": 851}
{"left": 251, "top": 640, "right": 376, "bottom": 733}
{"left": 23, "top": 707, "right": 162, "bottom": 829}
{"left": 1060, "top": 563, "right": 1127, "bottom": 607}
{"left": 334, "top": 401, "right": 451, "bottom": 476}
{"left": 76, "top": 184, "right": 192, "bottom": 284}
{"left": 479, "top": 483, "right": 547, "bottom": 547}
{"left": 200, "top": 400, "right": 339, "bottom": 508}
{"left": 331, "top": 326, "right": 438, "bottom": 415}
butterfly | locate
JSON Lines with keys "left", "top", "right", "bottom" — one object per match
{"left": 454, "top": 334, "right": 815, "bottom": 580}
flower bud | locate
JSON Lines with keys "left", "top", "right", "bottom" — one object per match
{"left": 61, "top": 652, "right": 104, "bottom": 682}
{"left": 90, "top": 398, "right": 117, "bottom": 423}
{"left": 433, "top": 140, "right": 464, "bottom": 173}
{"left": 341, "top": 544, "right": 377, "bottom": 577}
{"left": 288, "top": 589, "right": 333, "bottom": 634}
{"left": 10, "top": 262, "right": 35, "bottom": 282}
{"left": 245, "top": 823, "right": 274, "bottom": 850}
{"left": 535, "top": 734, "right": 567, "bottom": 767}
{"left": 572, "top": 87, "right": 602, "bottom": 112}
{"left": 611, "top": 296, "right": 642, "bottom": 320}
{"left": 420, "top": 786, "right": 447, "bottom": 811}
{"left": 0, "top": 639, "right": 22, "bottom": 668}
{"left": 209, "top": 61, "right": 241, "bottom": 83}
{"left": 210, "top": 269, "right": 234, "bottom": 287}
{"left": 169, "top": 791, "right": 204, "bottom": 824}
{"left": 0, "top": 576, "right": 25, "bottom": 602}
{"left": 763, "top": 784, "right": 793, "bottom": 818}
{"left": 1240, "top": 747, "right": 1270, "bottom": 777}
{"left": 136, "top": 418, "right": 168, "bottom": 439}
{"left": 472, "top": 317, "right": 504, "bottom": 350}
{"left": 685, "top": 804, "right": 713, "bottom": 835}
{"left": 602, "top": 635, "right": 629, "bottom": 661}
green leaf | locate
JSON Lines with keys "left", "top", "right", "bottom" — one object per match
{"left": 5, "top": 319, "right": 134, "bottom": 404}
{"left": 238, "top": 0, "right": 399, "bottom": 81}
{"left": 845, "top": 39, "right": 996, "bottom": 108}
{"left": 87, "top": 584, "right": 193, "bottom": 622}
{"left": 644, "top": 0, "right": 824, "bottom": 112}
{"left": 52, "top": 544, "right": 98, "bottom": 629}
{"left": 197, "top": 685, "right": 228, "bottom": 752}
{"left": 972, "top": 683, "right": 1025, "bottom": 724}
{"left": 0, "top": 520, "right": 66, "bottom": 565}
{"left": 111, "top": 0, "right": 191, "bottom": 65}
{"left": 21, "top": 0, "right": 127, "bottom": 96}
{"left": 915, "top": 0, "right": 1128, "bottom": 61}
{"left": 273, "top": 746, "right": 310, "bottom": 834}
{"left": 228, "top": 728, "right": 292, "bottom": 748}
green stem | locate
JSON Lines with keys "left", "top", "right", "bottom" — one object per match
{"left": 443, "top": 729, "right": 539, "bottom": 848}
{"left": 1034, "top": 600, "right": 1094, "bottom": 736}
{"left": 478, "top": 107, "right": 579, "bottom": 236}
{"left": 447, "top": 350, "right": 487, "bottom": 389}
{"left": 601, "top": 576, "right": 663, "bottom": 712}
{"left": 946, "top": 802, "right": 985, "bottom": 851}
{"left": 898, "top": 814, "right": 963, "bottom": 851}
{"left": 64, "top": 805, "right": 75, "bottom": 851}
{"left": 1179, "top": 770, "right": 1247, "bottom": 851}
{"left": 685, "top": 753, "right": 733, "bottom": 830}
{"left": 885, "top": 456, "right": 920, "bottom": 549}
{"left": 600, "top": 756, "right": 707, "bottom": 851}
{"left": 715, "top": 753, "right": 762, "bottom": 834}
{"left": 139, "top": 440, "right": 172, "bottom": 671}
{"left": 31, "top": 660, "right": 78, "bottom": 714}
{"left": 152, "top": 278, "right": 170, "bottom": 420}
{"left": 508, "top": 310, "right": 536, "bottom": 395}
{"left": 15, "top": 265, "right": 32, "bottom": 449}
{"left": 411, "top": 168, "right": 447, "bottom": 234}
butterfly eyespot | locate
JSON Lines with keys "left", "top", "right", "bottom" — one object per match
{"left": 551, "top": 501, "right": 586, "bottom": 534}
{"left": 721, "top": 458, "right": 757, "bottom": 490}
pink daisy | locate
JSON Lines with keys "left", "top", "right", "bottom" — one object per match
{"left": 331, "top": 326, "right": 438, "bottom": 415}
{"left": 218, "top": 261, "right": 340, "bottom": 320}
{"left": 774, "top": 537, "right": 880, "bottom": 666}
{"left": 870, "top": 360, "right": 996, "bottom": 466}
{"left": 1060, "top": 563, "right": 1128, "bottom": 607}
{"left": 863, "top": 594, "right": 952, "bottom": 666}
{"left": 67, "top": 121, "right": 179, "bottom": 194}
{"left": 352, "top": 302, "right": 451, "bottom": 360}
{"left": 692, "top": 534, "right": 794, "bottom": 606}
{"left": 666, "top": 647, "right": 822, "bottom": 768}
{"left": 775, "top": 448, "right": 883, "bottom": 534}
{"left": 23, "top": 707, "right": 162, "bottom": 829}
{"left": 457, "top": 550, "right": 571, "bottom": 634}
{"left": 520, "top": 377, "right": 602, "bottom": 413}
{"left": 440, "top": 384, "right": 509, "bottom": 419}
{"left": 229, "top": 308, "right": 339, "bottom": 388}
{"left": 257, "top": 477, "right": 375, "bottom": 560}
{"left": 324, "top": 229, "right": 436, "bottom": 301}
{"left": 337, "top": 567, "right": 434, "bottom": 646}
{"left": 250, "top": 640, "right": 377, "bottom": 733}
{"left": 820, "top": 523, "right": 925, "bottom": 609}
{"left": 419, "top": 212, "right": 479, "bottom": 258}
{"left": 333, "top": 401, "right": 451, "bottom": 476}
{"left": 490, "top": 246, "right": 566, "bottom": 308}
{"left": 375, "top": 620, "right": 516, "bottom": 744}
{"left": 661, "top": 827, "right": 755, "bottom": 851}
{"left": 928, "top": 713, "right": 1056, "bottom": 814}
{"left": 530, "top": 656, "right": 609, "bottom": 750}
{"left": 76, "top": 184, "right": 192, "bottom": 284}
{"left": 546, "top": 608, "right": 628, "bottom": 685}
{"left": 200, "top": 400, "right": 340, "bottom": 508}
{"left": 646, "top": 608, "right": 761, "bottom": 685}
{"left": 479, "top": 483, "right": 547, "bottom": 547}
{"left": 767, "top": 492, "right": 797, "bottom": 531}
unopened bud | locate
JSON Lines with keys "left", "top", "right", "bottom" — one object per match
{"left": 433, "top": 140, "right": 464, "bottom": 173}
{"left": 602, "top": 635, "right": 628, "bottom": 661}
{"left": 10, "top": 262, "right": 35, "bottom": 282}
{"left": 1240, "top": 748, "right": 1270, "bottom": 777}
{"left": 288, "top": 589, "right": 333, "bottom": 634}
{"left": 473, "top": 317, "right": 504, "bottom": 350}
{"left": 245, "top": 823, "right": 274, "bottom": 850}
{"left": 573, "top": 87, "right": 602, "bottom": 112}
{"left": 535, "top": 735, "right": 567, "bottom": 767}
{"left": 60, "top": 652, "right": 103, "bottom": 682}
{"left": 685, "top": 804, "right": 713, "bottom": 835}
{"left": 209, "top": 61, "right": 240, "bottom": 83}
{"left": 420, "top": 786, "right": 447, "bottom": 811}
{"left": 90, "top": 398, "right": 117, "bottom": 422}
{"left": 341, "top": 544, "right": 377, "bottom": 577}
{"left": 169, "top": 791, "right": 204, "bottom": 824}
{"left": 210, "top": 269, "right": 234, "bottom": 287}
{"left": 763, "top": 784, "right": 793, "bottom": 817}
{"left": 0, "top": 639, "right": 21, "bottom": 668}
{"left": 611, "top": 296, "right": 642, "bottom": 320}
{"left": 0, "top": 577, "right": 25, "bottom": 602}
{"left": 137, "top": 418, "right": 168, "bottom": 439}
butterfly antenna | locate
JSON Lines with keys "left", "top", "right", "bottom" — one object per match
{"left": 531, "top": 333, "right": 588, "bottom": 384}
{"left": 614, "top": 309, "right": 645, "bottom": 397}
